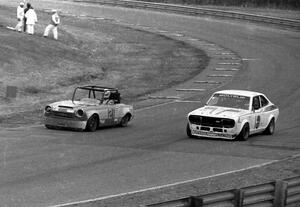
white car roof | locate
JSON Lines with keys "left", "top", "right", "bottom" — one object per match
{"left": 214, "top": 90, "right": 264, "bottom": 97}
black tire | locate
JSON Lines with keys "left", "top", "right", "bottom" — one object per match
{"left": 264, "top": 118, "right": 275, "bottom": 135}
{"left": 119, "top": 115, "right": 130, "bottom": 127}
{"left": 86, "top": 115, "right": 98, "bottom": 132}
{"left": 186, "top": 123, "right": 194, "bottom": 138}
{"left": 237, "top": 123, "right": 250, "bottom": 141}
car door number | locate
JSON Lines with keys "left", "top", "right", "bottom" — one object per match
{"left": 108, "top": 108, "right": 115, "bottom": 119}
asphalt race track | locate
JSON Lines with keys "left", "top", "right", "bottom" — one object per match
{"left": 0, "top": 0, "right": 299, "bottom": 207}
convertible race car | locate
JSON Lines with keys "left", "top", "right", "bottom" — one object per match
{"left": 186, "top": 90, "right": 279, "bottom": 140}
{"left": 44, "top": 86, "right": 134, "bottom": 131}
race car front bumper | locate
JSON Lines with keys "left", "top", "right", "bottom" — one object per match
{"left": 44, "top": 117, "right": 87, "bottom": 130}
{"left": 190, "top": 124, "right": 238, "bottom": 140}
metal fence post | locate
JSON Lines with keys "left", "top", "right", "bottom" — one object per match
{"left": 190, "top": 196, "right": 203, "bottom": 207}
{"left": 274, "top": 180, "right": 288, "bottom": 207}
{"left": 233, "top": 189, "right": 244, "bottom": 207}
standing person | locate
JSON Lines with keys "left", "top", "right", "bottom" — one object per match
{"left": 23, "top": 2, "right": 31, "bottom": 32}
{"left": 43, "top": 9, "right": 60, "bottom": 40}
{"left": 24, "top": 5, "right": 38, "bottom": 35}
{"left": 15, "top": 2, "right": 25, "bottom": 32}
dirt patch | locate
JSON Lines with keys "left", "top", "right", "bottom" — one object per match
{"left": 0, "top": 5, "right": 209, "bottom": 128}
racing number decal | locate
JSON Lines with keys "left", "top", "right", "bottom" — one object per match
{"left": 255, "top": 115, "right": 261, "bottom": 129}
{"left": 108, "top": 108, "right": 115, "bottom": 119}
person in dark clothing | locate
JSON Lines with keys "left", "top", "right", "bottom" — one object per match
{"left": 23, "top": 3, "right": 31, "bottom": 32}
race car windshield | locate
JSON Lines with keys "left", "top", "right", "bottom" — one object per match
{"left": 73, "top": 88, "right": 104, "bottom": 103}
{"left": 207, "top": 93, "right": 250, "bottom": 110}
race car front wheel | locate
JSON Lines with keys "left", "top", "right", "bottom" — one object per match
{"left": 186, "top": 123, "right": 194, "bottom": 138}
{"left": 237, "top": 123, "right": 249, "bottom": 141}
{"left": 86, "top": 115, "right": 98, "bottom": 132}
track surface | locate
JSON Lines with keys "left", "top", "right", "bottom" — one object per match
{"left": 0, "top": 1, "right": 299, "bottom": 207}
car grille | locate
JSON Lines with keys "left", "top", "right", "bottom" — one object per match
{"left": 51, "top": 111, "right": 75, "bottom": 119}
{"left": 189, "top": 115, "right": 235, "bottom": 128}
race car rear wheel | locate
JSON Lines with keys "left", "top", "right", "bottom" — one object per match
{"left": 186, "top": 123, "right": 194, "bottom": 138}
{"left": 119, "top": 114, "right": 130, "bottom": 127}
{"left": 264, "top": 118, "right": 275, "bottom": 135}
{"left": 86, "top": 115, "right": 98, "bottom": 132}
{"left": 237, "top": 123, "right": 249, "bottom": 141}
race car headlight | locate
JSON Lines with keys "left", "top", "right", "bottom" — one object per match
{"left": 75, "top": 109, "right": 84, "bottom": 117}
{"left": 45, "top": 106, "right": 52, "bottom": 113}
{"left": 188, "top": 115, "right": 202, "bottom": 125}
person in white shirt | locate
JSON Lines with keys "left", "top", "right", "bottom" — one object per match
{"left": 15, "top": 2, "right": 24, "bottom": 32}
{"left": 24, "top": 6, "right": 38, "bottom": 35}
{"left": 43, "top": 10, "right": 60, "bottom": 40}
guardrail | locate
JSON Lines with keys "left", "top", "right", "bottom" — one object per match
{"left": 140, "top": 176, "right": 300, "bottom": 207}
{"left": 73, "top": 0, "right": 300, "bottom": 30}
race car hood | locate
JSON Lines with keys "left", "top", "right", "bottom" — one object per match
{"left": 189, "top": 106, "right": 249, "bottom": 119}
{"left": 49, "top": 100, "right": 100, "bottom": 110}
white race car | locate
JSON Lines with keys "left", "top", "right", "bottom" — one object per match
{"left": 44, "top": 86, "right": 134, "bottom": 131}
{"left": 186, "top": 90, "right": 279, "bottom": 140}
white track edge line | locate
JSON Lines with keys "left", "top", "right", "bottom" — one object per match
{"left": 135, "top": 100, "right": 176, "bottom": 112}
{"left": 175, "top": 100, "right": 202, "bottom": 103}
{"left": 47, "top": 157, "right": 296, "bottom": 207}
